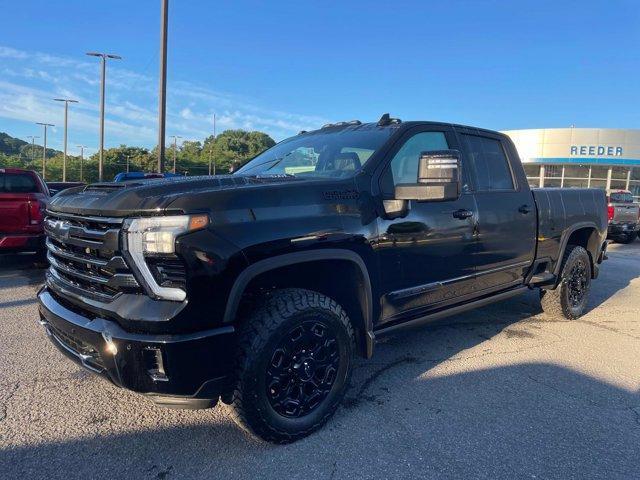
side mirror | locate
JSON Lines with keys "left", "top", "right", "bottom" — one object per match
{"left": 394, "top": 150, "right": 461, "bottom": 202}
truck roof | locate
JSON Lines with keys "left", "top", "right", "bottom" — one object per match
{"left": 0, "top": 167, "right": 38, "bottom": 174}
{"left": 299, "top": 118, "right": 504, "bottom": 138}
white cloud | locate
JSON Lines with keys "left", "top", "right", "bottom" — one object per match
{"left": 0, "top": 44, "right": 331, "bottom": 147}
{"left": 0, "top": 46, "right": 28, "bottom": 59}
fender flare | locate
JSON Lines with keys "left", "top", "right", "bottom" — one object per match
{"left": 223, "top": 249, "right": 375, "bottom": 356}
{"left": 554, "top": 221, "right": 602, "bottom": 276}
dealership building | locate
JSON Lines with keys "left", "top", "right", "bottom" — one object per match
{"left": 502, "top": 128, "right": 640, "bottom": 200}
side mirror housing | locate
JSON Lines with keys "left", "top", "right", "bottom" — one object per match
{"left": 394, "top": 150, "right": 461, "bottom": 202}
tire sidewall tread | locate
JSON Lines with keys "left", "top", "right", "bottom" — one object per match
{"left": 230, "top": 288, "right": 354, "bottom": 443}
{"left": 540, "top": 245, "right": 591, "bottom": 320}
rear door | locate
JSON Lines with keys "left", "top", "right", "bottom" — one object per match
{"left": 456, "top": 129, "right": 536, "bottom": 292}
{"left": 376, "top": 125, "right": 479, "bottom": 324}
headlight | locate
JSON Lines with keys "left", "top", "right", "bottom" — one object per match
{"left": 125, "top": 214, "right": 209, "bottom": 301}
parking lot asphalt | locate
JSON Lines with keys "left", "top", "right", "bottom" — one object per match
{"left": 1, "top": 243, "right": 639, "bottom": 480}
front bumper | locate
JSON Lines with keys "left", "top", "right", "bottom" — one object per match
{"left": 38, "top": 288, "right": 236, "bottom": 407}
{"left": 608, "top": 223, "right": 639, "bottom": 236}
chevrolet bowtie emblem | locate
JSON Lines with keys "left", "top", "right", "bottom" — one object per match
{"left": 46, "top": 219, "right": 71, "bottom": 239}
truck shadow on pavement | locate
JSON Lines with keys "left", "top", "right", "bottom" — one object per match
{"left": 2, "top": 283, "right": 639, "bottom": 479}
{"left": 1, "top": 248, "right": 638, "bottom": 478}
{"left": 1, "top": 361, "right": 638, "bottom": 479}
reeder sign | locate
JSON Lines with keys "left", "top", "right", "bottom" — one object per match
{"left": 570, "top": 145, "right": 623, "bottom": 156}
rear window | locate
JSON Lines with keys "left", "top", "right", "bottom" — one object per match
{"left": 609, "top": 192, "right": 633, "bottom": 203}
{"left": 0, "top": 172, "right": 39, "bottom": 193}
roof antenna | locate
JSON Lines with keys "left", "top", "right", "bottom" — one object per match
{"left": 377, "top": 113, "right": 401, "bottom": 126}
{"left": 377, "top": 113, "right": 391, "bottom": 126}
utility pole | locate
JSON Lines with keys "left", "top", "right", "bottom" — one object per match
{"left": 53, "top": 98, "right": 78, "bottom": 182}
{"left": 86, "top": 52, "right": 121, "bottom": 182}
{"left": 26, "top": 136, "right": 39, "bottom": 162}
{"left": 77, "top": 145, "right": 87, "bottom": 182}
{"left": 126, "top": 154, "right": 130, "bottom": 173}
{"left": 36, "top": 123, "right": 54, "bottom": 180}
{"left": 169, "top": 135, "right": 181, "bottom": 173}
{"left": 157, "top": 0, "right": 169, "bottom": 173}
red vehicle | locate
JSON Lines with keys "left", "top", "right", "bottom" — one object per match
{"left": 0, "top": 168, "right": 49, "bottom": 257}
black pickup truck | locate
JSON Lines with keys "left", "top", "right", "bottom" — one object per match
{"left": 37, "top": 116, "right": 608, "bottom": 443}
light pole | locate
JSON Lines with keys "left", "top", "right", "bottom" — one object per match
{"left": 208, "top": 113, "right": 216, "bottom": 175}
{"left": 126, "top": 154, "right": 130, "bottom": 173}
{"left": 77, "top": 145, "right": 87, "bottom": 182}
{"left": 169, "top": 135, "right": 182, "bottom": 173}
{"left": 53, "top": 98, "right": 78, "bottom": 182}
{"left": 157, "top": 0, "right": 169, "bottom": 174}
{"left": 86, "top": 52, "right": 121, "bottom": 182}
{"left": 36, "top": 123, "right": 54, "bottom": 180}
{"left": 26, "top": 135, "right": 39, "bottom": 162}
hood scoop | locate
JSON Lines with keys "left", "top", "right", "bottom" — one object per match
{"left": 82, "top": 182, "right": 144, "bottom": 194}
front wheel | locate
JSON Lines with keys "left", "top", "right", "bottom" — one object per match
{"left": 230, "top": 288, "right": 354, "bottom": 443}
{"left": 540, "top": 245, "right": 591, "bottom": 320}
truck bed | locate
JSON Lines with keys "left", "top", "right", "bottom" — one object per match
{"left": 532, "top": 187, "right": 608, "bottom": 272}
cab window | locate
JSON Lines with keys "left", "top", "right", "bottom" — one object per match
{"left": 461, "top": 134, "right": 514, "bottom": 191}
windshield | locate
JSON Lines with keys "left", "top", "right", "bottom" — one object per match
{"left": 235, "top": 127, "right": 394, "bottom": 178}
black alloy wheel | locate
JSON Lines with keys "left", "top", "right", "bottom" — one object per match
{"left": 266, "top": 320, "right": 340, "bottom": 418}
{"left": 230, "top": 288, "right": 354, "bottom": 443}
{"left": 566, "top": 258, "right": 589, "bottom": 308}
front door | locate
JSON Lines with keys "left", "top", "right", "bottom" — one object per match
{"left": 375, "top": 126, "right": 478, "bottom": 326}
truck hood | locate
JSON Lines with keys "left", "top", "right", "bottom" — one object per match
{"left": 47, "top": 174, "right": 356, "bottom": 217}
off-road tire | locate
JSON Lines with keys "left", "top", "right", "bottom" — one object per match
{"left": 540, "top": 245, "right": 591, "bottom": 320}
{"left": 230, "top": 288, "right": 354, "bottom": 443}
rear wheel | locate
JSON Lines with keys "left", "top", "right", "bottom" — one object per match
{"left": 230, "top": 288, "right": 354, "bottom": 443}
{"left": 540, "top": 245, "right": 591, "bottom": 320}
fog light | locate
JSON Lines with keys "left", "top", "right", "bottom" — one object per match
{"left": 102, "top": 332, "right": 118, "bottom": 355}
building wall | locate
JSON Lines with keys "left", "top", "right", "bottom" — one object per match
{"left": 502, "top": 128, "right": 640, "bottom": 199}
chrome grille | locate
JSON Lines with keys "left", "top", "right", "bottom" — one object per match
{"left": 44, "top": 211, "right": 141, "bottom": 302}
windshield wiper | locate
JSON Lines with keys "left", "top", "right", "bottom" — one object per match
{"left": 239, "top": 151, "right": 293, "bottom": 174}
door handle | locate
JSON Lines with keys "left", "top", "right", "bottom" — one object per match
{"left": 518, "top": 204, "right": 532, "bottom": 214}
{"left": 452, "top": 209, "right": 473, "bottom": 219}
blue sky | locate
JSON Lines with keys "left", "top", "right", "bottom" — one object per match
{"left": 0, "top": 0, "right": 638, "bottom": 155}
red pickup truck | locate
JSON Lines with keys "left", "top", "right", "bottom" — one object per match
{"left": 0, "top": 168, "right": 49, "bottom": 258}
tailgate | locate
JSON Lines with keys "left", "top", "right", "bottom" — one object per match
{"left": 611, "top": 203, "right": 639, "bottom": 224}
{"left": 0, "top": 193, "right": 34, "bottom": 233}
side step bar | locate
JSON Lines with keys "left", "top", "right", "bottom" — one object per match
{"left": 375, "top": 286, "right": 529, "bottom": 337}
{"left": 529, "top": 272, "right": 556, "bottom": 286}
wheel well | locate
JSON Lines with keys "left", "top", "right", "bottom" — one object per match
{"left": 565, "top": 227, "right": 600, "bottom": 277}
{"left": 236, "top": 259, "right": 371, "bottom": 357}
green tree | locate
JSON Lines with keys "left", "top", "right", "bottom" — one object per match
{"left": 0, "top": 129, "right": 277, "bottom": 181}
{"left": 86, "top": 145, "right": 153, "bottom": 182}
{"left": 203, "top": 130, "right": 275, "bottom": 173}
